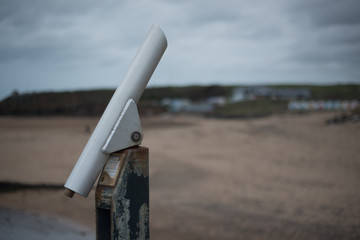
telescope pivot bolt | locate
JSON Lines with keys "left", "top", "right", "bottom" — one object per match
{"left": 131, "top": 131, "right": 141, "bottom": 142}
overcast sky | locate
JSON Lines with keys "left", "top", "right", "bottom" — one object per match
{"left": 1, "top": 0, "right": 359, "bottom": 100}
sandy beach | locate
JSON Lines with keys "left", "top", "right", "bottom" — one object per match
{"left": 0, "top": 112, "right": 359, "bottom": 239}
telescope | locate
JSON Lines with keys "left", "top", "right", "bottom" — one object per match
{"left": 64, "top": 25, "right": 167, "bottom": 198}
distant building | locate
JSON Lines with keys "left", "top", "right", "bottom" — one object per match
{"left": 161, "top": 98, "right": 191, "bottom": 112}
{"left": 183, "top": 103, "right": 213, "bottom": 113}
{"left": 231, "top": 87, "right": 270, "bottom": 102}
{"left": 161, "top": 98, "right": 213, "bottom": 113}
{"left": 231, "top": 88, "right": 247, "bottom": 102}
{"left": 231, "top": 87, "right": 311, "bottom": 102}
{"left": 288, "top": 100, "right": 359, "bottom": 111}
{"left": 206, "top": 96, "right": 226, "bottom": 107}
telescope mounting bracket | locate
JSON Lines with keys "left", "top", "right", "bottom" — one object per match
{"left": 102, "top": 98, "right": 143, "bottom": 154}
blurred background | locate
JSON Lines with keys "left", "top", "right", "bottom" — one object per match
{"left": 1, "top": 0, "right": 360, "bottom": 239}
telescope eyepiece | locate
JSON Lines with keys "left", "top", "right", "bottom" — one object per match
{"left": 64, "top": 188, "right": 75, "bottom": 198}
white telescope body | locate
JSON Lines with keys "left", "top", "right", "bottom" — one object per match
{"left": 64, "top": 25, "right": 167, "bottom": 197}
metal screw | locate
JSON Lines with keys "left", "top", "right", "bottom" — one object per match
{"left": 131, "top": 131, "right": 141, "bottom": 142}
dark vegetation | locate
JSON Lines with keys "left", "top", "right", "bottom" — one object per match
{"left": 0, "top": 84, "right": 359, "bottom": 117}
{"left": 0, "top": 90, "right": 113, "bottom": 116}
{"left": 0, "top": 181, "right": 64, "bottom": 193}
{"left": 142, "top": 85, "right": 234, "bottom": 102}
{"left": 0, "top": 85, "right": 235, "bottom": 116}
{"left": 212, "top": 99, "right": 288, "bottom": 118}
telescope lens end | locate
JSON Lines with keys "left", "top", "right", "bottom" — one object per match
{"left": 64, "top": 188, "right": 75, "bottom": 198}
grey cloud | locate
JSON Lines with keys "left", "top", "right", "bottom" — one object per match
{"left": 234, "top": 25, "right": 284, "bottom": 41}
{"left": 180, "top": 0, "right": 243, "bottom": 25}
{"left": 0, "top": 28, "right": 89, "bottom": 63}
{"left": 187, "top": 8, "right": 241, "bottom": 25}
{"left": 286, "top": 28, "right": 360, "bottom": 66}
{"left": 290, "top": 0, "right": 360, "bottom": 27}
{"left": 0, "top": 0, "right": 99, "bottom": 28}
{"left": 0, "top": 0, "right": 359, "bottom": 101}
{"left": 283, "top": 0, "right": 360, "bottom": 68}
{"left": 0, "top": 41, "right": 96, "bottom": 63}
{"left": 289, "top": 45, "right": 360, "bottom": 66}
{"left": 319, "top": 26, "right": 360, "bottom": 46}
{"left": 0, "top": 0, "right": 128, "bottom": 65}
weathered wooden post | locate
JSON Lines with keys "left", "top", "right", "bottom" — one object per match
{"left": 63, "top": 25, "right": 167, "bottom": 240}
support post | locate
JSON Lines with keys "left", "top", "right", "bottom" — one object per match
{"left": 96, "top": 146, "right": 149, "bottom": 240}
